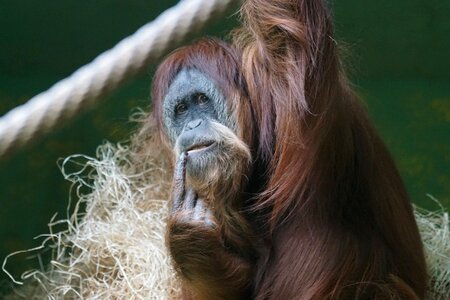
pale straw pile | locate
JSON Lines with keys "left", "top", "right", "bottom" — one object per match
{"left": 415, "top": 196, "right": 450, "bottom": 300}
{"left": 3, "top": 119, "right": 181, "bottom": 299}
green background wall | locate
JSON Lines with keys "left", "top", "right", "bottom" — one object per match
{"left": 0, "top": 0, "right": 449, "bottom": 288}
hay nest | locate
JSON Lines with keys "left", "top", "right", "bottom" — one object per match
{"left": 415, "top": 198, "right": 450, "bottom": 300}
{"left": 2, "top": 132, "right": 449, "bottom": 299}
{"left": 3, "top": 126, "right": 181, "bottom": 299}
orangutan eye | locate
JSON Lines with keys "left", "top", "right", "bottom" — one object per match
{"left": 175, "top": 103, "right": 188, "bottom": 115}
{"left": 196, "top": 93, "right": 210, "bottom": 105}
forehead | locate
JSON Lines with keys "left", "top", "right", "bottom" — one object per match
{"left": 164, "top": 69, "right": 218, "bottom": 103}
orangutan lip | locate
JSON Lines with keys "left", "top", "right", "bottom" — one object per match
{"left": 186, "top": 141, "right": 216, "bottom": 153}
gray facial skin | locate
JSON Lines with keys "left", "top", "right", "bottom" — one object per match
{"left": 162, "top": 69, "right": 234, "bottom": 146}
{"left": 162, "top": 68, "right": 245, "bottom": 188}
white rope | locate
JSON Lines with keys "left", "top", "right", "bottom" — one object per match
{"left": 0, "top": 0, "right": 242, "bottom": 158}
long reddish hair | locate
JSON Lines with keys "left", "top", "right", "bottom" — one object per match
{"left": 233, "top": 0, "right": 427, "bottom": 298}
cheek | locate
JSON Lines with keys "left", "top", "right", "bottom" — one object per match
{"left": 162, "top": 106, "right": 183, "bottom": 144}
{"left": 165, "top": 121, "right": 183, "bottom": 148}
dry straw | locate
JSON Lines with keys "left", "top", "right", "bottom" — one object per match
{"left": 415, "top": 196, "right": 450, "bottom": 300}
{"left": 3, "top": 120, "right": 181, "bottom": 299}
